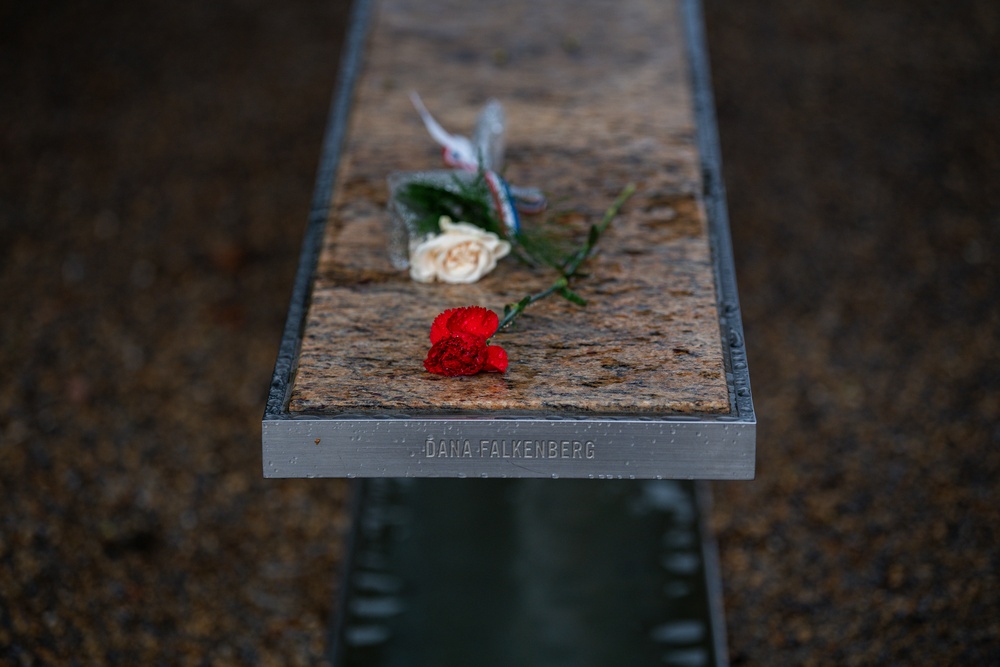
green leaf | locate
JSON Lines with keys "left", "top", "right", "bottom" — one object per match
{"left": 587, "top": 224, "right": 600, "bottom": 247}
{"left": 395, "top": 175, "right": 502, "bottom": 238}
{"left": 449, "top": 184, "right": 636, "bottom": 339}
{"left": 557, "top": 286, "right": 587, "bottom": 306}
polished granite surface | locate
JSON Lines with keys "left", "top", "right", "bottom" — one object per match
{"left": 1, "top": 0, "right": 998, "bottom": 664}
{"left": 290, "top": 0, "right": 729, "bottom": 417}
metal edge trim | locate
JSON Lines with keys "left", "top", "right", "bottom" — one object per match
{"left": 680, "top": 0, "right": 756, "bottom": 426}
{"left": 263, "top": 0, "right": 377, "bottom": 420}
{"left": 695, "top": 481, "right": 732, "bottom": 666}
{"left": 263, "top": 417, "right": 755, "bottom": 479}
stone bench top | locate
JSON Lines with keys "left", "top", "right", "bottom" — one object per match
{"left": 263, "top": 0, "right": 755, "bottom": 479}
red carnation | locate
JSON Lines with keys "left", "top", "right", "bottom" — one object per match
{"left": 424, "top": 306, "right": 508, "bottom": 376}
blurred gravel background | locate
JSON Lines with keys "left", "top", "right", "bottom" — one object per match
{"left": 1, "top": 0, "right": 997, "bottom": 665}
{"left": 704, "top": 2, "right": 999, "bottom": 664}
{"left": 1, "top": 2, "right": 353, "bottom": 664}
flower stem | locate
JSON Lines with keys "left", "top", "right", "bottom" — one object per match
{"left": 493, "top": 183, "right": 636, "bottom": 336}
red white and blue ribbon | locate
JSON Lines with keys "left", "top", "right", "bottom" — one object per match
{"left": 409, "top": 92, "right": 547, "bottom": 235}
{"left": 483, "top": 170, "right": 520, "bottom": 235}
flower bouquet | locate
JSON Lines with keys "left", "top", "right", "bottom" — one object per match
{"left": 386, "top": 93, "right": 634, "bottom": 376}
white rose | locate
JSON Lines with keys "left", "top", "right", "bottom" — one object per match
{"left": 409, "top": 216, "right": 511, "bottom": 284}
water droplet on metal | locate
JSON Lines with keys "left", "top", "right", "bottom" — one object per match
{"left": 663, "top": 580, "right": 691, "bottom": 598}
{"left": 344, "top": 624, "right": 390, "bottom": 647}
{"left": 661, "top": 553, "right": 700, "bottom": 575}
{"left": 650, "top": 620, "right": 706, "bottom": 644}
{"left": 661, "top": 647, "right": 709, "bottom": 667}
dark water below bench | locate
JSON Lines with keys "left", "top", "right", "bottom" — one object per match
{"left": 332, "top": 478, "right": 724, "bottom": 667}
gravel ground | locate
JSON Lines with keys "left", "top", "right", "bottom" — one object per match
{"left": 1, "top": 0, "right": 998, "bottom": 665}
{"left": 1, "top": 2, "right": 352, "bottom": 665}
{"left": 704, "top": 1, "right": 1000, "bottom": 664}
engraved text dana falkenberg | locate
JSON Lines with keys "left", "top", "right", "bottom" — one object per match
{"left": 422, "top": 436, "right": 596, "bottom": 460}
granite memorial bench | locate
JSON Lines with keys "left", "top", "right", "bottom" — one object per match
{"left": 263, "top": 0, "right": 754, "bottom": 663}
